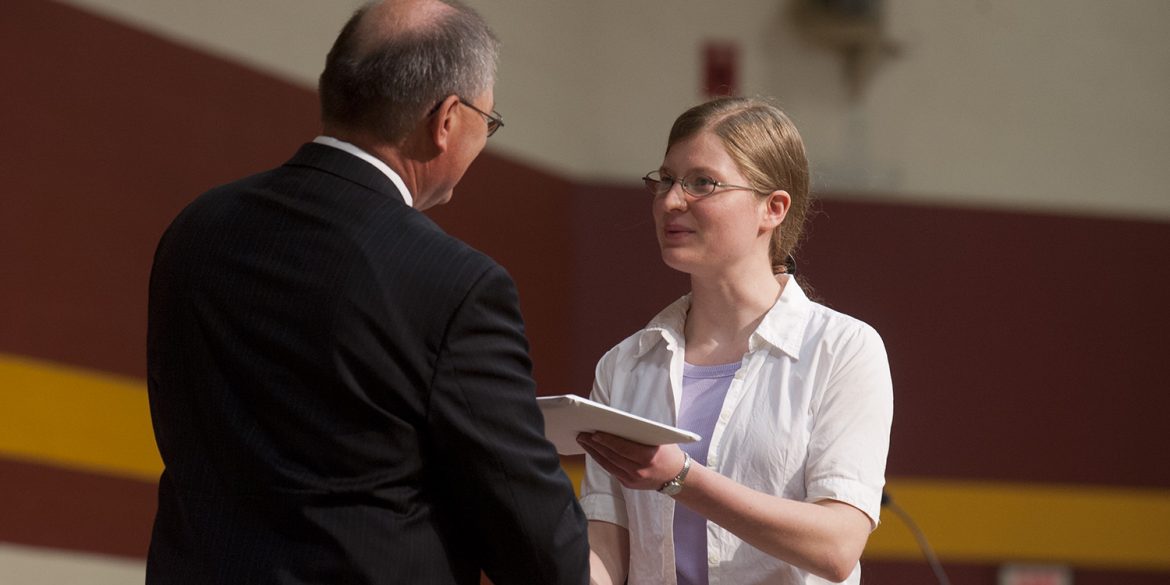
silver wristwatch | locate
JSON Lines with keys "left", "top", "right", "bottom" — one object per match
{"left": 657, "top": 452, "right": 692, "bottom": 496}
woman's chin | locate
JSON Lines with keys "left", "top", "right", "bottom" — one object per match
{"left": 660, "top": 250, "right": 699, "bottom": 275}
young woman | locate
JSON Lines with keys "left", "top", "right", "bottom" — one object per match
{"left": 578, "top": 97, "right": 893, "bottom": 585}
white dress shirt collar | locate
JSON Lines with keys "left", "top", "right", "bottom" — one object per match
{"left": 636, "top": 275, "right": 811, "bottom": 360}
{"left": 312, "top": 135, "right": 414, "bottom": 208}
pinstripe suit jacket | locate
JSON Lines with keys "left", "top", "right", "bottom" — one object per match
{"left": 145, "top": 143, "right": 588, "bottom": 584}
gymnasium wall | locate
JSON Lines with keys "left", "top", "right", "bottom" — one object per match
{"left": 2, "top": 1, "right": 1168, "bottom": 583}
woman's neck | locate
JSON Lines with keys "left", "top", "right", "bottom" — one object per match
{"left": 683, "top": 264, "right": 786, "bottom": 366}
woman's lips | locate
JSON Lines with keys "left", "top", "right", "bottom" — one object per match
{"left": 662, "top": 224, "right": 695, "bottom": 240}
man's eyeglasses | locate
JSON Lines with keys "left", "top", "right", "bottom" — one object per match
{"left": 458, "top": 99, "right": 504, "bottom": 137}
{"left": 641, "top": 170, "right": 760, "bottom": 198}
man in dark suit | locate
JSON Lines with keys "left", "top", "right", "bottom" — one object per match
{"left": 145, "top": 1, "right": 588, "bottom": 583}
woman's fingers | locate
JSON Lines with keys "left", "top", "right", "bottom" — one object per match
{"left": 579, "top": 433, "right": 636, "bottom": 472}
{"left": 580, "top": 432, "right": 684, "bottom": 490}
{"left": 579, "top": 437, "right": 638, "bottom": 485}
{"left": 589, "top": 432, "right": 658, "bottom": 462}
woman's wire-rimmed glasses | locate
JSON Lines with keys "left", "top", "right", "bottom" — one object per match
{"left": 641, "top": 170, "right": 760, "bottom": 198}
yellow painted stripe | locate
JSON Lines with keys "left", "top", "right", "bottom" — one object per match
{"left": 3, "top": 353, "right": 1169, "bottom": 571}
{"left": 868, "top": 478, "right": 1170, "bottom": 570}
{"left": 0, "top": 354, "right": 161, "bottom": 481}
{"left": 559, "top": 461, "right": 1170, "bottom": 571}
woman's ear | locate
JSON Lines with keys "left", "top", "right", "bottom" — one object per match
{"left": 761, "top": 189, "right": 791, "bottom": 231}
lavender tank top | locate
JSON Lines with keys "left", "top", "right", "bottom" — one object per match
{"left": 674, "top": 360, "right": 739, "bottom": 585}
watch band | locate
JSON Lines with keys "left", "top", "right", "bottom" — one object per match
{"left": 657, "top": 452, "right": 692, "bottom": 496}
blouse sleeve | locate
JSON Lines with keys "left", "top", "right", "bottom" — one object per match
{"left": 578, "top": 347, "right": 630, "bottom": 529}
{"left": 804, "top": 322, "right": 894, "bottom": 529}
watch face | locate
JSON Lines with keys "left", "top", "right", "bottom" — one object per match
{"left": 660, "top": 481, "right": 682, "bottom": 496}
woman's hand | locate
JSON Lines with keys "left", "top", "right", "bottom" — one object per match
{"left": 577, "top": 432, "right": 687, "bottom": 491}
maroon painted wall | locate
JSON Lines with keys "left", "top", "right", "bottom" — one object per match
{"left": 4, "top": 1, "right": 1170, "bottom": 582}
{"left": 2, "top": 0, "right": 319, "bottom": 378}
{"left": 801, "top": 199, "right": 1170, "bottom": 488}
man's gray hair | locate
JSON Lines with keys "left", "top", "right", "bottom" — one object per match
{"left": 319, "top": 0, "right": 499, "bottom": 143}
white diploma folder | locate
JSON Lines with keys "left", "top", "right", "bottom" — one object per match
{"left": 537, "top": 394, "right": 701, "bottom": 456}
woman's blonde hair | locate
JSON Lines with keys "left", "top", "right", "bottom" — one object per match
{"left": 667, "top": 97, "right": 811, "bottom": 275}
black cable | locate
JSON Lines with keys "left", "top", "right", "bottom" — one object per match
{"left": 881, "top": 491, "right": 952, "bottom": 585}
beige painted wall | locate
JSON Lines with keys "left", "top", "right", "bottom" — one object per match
{"left": 58, "top": 0, "right": 1170, "bottom": 219}
{"left": 0, "top": 543, "right": 144, "bottom": 584}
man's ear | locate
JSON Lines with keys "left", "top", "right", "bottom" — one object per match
{"left": 761, "top": 189, "right": 791, "bottom": 231}
{"left": 428, "top": 94, "right": 461, "bottom": 154}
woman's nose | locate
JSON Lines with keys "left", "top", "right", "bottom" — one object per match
{"left": 661, "top": 183, "right": 688, "bottom": 212}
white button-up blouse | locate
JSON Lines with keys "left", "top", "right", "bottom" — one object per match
{"left": 580, "top": 278, "right": 893, "bottom": 585}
